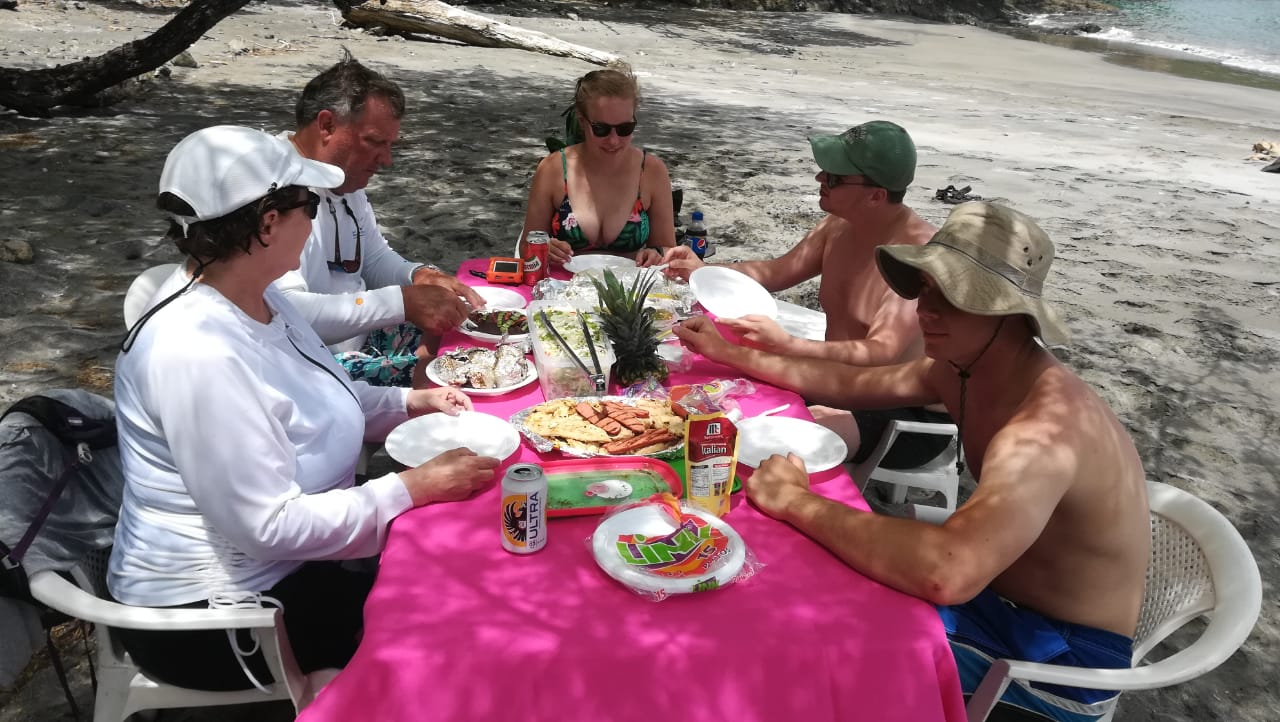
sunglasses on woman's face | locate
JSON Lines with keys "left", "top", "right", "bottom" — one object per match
{"left": 585, "top": 117, "right": 637, "bottom": 138}
{"left": 279, "top": 190, "right": 321, "bottom": 219}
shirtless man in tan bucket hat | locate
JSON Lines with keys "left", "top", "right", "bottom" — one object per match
{"left": 673, "top": 201, "right": 1150, "bottom": 721}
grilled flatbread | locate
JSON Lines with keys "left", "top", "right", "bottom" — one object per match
{"left": 522, "top": 397, "right": 685, "bottom": 454}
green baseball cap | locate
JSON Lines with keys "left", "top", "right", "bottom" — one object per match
{"left": 809, "top": 121, "right": 917, "bottom": 192}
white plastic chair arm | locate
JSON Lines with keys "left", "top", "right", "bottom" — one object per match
{"left": 998, "top": 608, "right": 1256, "bottom": 691}
{"left": 886, "top": 421, "right": 957, "bottom": 437}
{"left": 28, "top": 571, "right": 281, "bottom": 632}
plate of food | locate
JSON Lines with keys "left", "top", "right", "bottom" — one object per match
{"left": 735, "top": 416, "right": 848, "bottom": 473}
{"left": 563, "top": 254, "right": 635, "bottom": 275}
{"left": 460, "top": 309, "right": 529, "bottom": 343}
{"left": 426, "top": 345, "right": 535, "bottom": 396}
{"left": 510, "top": 396, "right": 685, "bottom": 458}
{"left": 591, "top": 500, "right": 747, "bottom": 595}
{"left": 471, "top": 285, "right": 527, "bottom": 310}
{"left": 689, "top": 266, "right": 777, "bottom": 320}
{"left": 384, "top": 411, "right": 521, "bottom": 467}
{"left": 543, "top": 457, "right": 683, "bottom": 517}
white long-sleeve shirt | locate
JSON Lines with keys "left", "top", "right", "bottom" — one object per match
{"left": 109, "top": 268, "right": 414, "bottom": 607}
{"left": 273, "top": 132, "right": 421, "bottom": 353}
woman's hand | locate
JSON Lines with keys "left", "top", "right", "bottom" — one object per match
{"left": 548, "top": 238, "right": 574, "bottom": 266}
{"left": 743, "top": 453, "right": 812, "bottom": 520}
{"left": 407, "top": 387, "right": 473, "bottom": 417}
{"left": 399, "top": 448, "right": 499, "bottom": 505}
{"left": 635, "top": 247, "right": 664, "bottom": 267}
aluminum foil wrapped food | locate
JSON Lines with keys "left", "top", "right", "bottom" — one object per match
{"left": 434, "top": 345, "right": 530, "bottom": 390}
{"left": 563, "top": 268, "right": 695, "bottom": 321}
{"left": 494, "top": 343, "right": 528, "bottom": 385}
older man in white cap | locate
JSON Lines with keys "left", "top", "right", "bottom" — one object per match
{"left": 673, "top": 201, "right": 1149, "bottom": 722}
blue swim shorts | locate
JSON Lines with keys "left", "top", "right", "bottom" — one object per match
{"left": 335, "top": 323, "right": 423, "bottom": 387}
{"left": 939, "top": 589, "right": 1132, "bottom": 722}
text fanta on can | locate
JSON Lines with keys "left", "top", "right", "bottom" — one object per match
{"left": 524, "top": 231, "right": 550, "bottom": 287}
{"left": 501, "top": 463, "right": 547, "bottom": 553}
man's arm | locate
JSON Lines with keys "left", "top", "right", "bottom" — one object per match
{"left": 723, "top": 288, "right": 920, "bottom": 365}
{"left": 275, "top": 245, "right": 406, "bottom": 347}
{"left": 750, "top": 417, "right": 1077, "bottom": 605}
{"left": 352, "top": 192, "right": 421, "bottom": 291}
{"left": 663, "top": 215, "right": 833, "bottom": 290}
{"left": 673, "top": 316, "right": 937, "bottom": 410}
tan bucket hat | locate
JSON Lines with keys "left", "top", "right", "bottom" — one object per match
{"left": 875, "top": 201, "right": 1070, "bottom": 346}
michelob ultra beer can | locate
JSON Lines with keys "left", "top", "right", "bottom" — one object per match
{"left": 501, "top": 463, "right": 547, "bottom": 553}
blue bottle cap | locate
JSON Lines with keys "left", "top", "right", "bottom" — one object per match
{"left": 691, "top": 211, "right": 704, "bottom": 221}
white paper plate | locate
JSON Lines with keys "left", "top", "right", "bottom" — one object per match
{"left": 591, "top": 504, "right": 747, "bottom": 594}
{"left": 735, "top": 416, "right": 848, "bottom": 473}
{"left": 471, "top": 286, "right": 527, "bottom": 310}
{"left": 384, "top": 411, "right": 520, "bottom": 467}
{"left": 424, "top": 355, "right": 537, "bottom": 397}
{"left": 689, "top": 267, "right": 777, "bottom": 320}
{"left": 563, "top": 255, "right": 635, "bottom": 275}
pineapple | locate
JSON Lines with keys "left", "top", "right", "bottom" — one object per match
{"left": 590, "top": 269, "right": 669, "bottom": 386}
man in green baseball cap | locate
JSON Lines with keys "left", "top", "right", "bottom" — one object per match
{"left": 808, "top": 120, "right": 917, "bottom": 195}
{"left": 662, "top": 120, "right": 948, "bottom": 471}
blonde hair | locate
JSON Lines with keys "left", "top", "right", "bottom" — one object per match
{"left": 573, "top": 61, "right": 640, "bottom": 116}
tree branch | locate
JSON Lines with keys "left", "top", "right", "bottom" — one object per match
{"left": 0, "top": 0, "right": 253, "bottom": 116}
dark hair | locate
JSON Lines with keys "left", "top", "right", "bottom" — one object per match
{"left": 295, "top": 48, "right": 406, "bottom": 128}
{"left": 886, "top": 189, "right": 906, "bottom": 204}
{"left": 157, "top": 186, "right": 305, "bottom": 265}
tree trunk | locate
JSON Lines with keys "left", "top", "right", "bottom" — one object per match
{"left": 0, "top": 0, "right": 253, "bottom": 116}
{"left": 337, "top": 0, "right": 618, "bottom": 66}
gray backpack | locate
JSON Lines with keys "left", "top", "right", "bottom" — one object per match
{"left": 0, "top": 389, "right": 124, "bottom": 708}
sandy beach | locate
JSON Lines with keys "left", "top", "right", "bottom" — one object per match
{"left": 2, "top": 1, "right": 1278, "bottom": 720}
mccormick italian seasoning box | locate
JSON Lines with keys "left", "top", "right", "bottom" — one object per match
{"left": 683, "top": 412, "right": 739, "bottom": 517}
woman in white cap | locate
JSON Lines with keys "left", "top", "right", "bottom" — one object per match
{"left": 110, "top": 126, "right": 499, "bottom": 695}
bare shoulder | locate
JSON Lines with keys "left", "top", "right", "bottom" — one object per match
{"left": 1004, "top": 362, "right": 1134, "bottom": 468}
{"left": 640, "top": 149, "right": 669, "bottom": 175}
{"left": 805, "top": 214, "right": 850, "bottom": 248}
{"left": 899, "top": 209, "right": 938, "bottom": 245}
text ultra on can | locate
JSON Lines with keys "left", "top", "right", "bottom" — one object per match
{"left": 501, "top": 463, "right": 548, "bottom": 553}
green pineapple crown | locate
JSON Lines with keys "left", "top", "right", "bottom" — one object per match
{"left": 590, "top": 268, "right": 668, "bottom": 385}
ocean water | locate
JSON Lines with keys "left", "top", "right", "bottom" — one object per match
{"left": 1026, "top": 0, "right": 1280, "bottom": 80}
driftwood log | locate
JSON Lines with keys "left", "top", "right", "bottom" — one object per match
{"left": 336, "top": 0, "right": 618, "bottom": 66}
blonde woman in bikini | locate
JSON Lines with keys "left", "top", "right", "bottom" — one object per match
{"left": 519, "top": 63, "right": 676, "bottom": 267}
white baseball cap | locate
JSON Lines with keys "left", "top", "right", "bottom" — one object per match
{"left": 158, "top": 125, "right": 344, "bottom": 230}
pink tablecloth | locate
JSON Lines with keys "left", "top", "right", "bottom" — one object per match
{"left": 297, "top": 260, "right": 966, "bottom": 722}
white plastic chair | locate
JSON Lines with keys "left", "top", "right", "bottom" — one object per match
{"left": 26, "top": 549, "right": 307, "bottom": 722}
{"left": 122, "top": 263, "right": 181, "bottom": 329}
{"left": 966, "top": 480, "right": 1263, "bottom": 722}
{"left": 849, "top": 419, "right": 959, "bottom": 525}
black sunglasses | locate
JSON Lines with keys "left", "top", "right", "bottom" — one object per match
{"left": 279, "top": 190, "right": 321, "bottom": 219}
{"left": 823, "top": 173, "right": 881, "bottom": 191}
{"left": 585, "top": 116, "right": 637, "bottom": 138}
{"left": 326, "top": 197, "right": 362, "bottom": 274}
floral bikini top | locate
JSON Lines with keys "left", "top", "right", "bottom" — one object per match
{"left": 550, "top": 148, "right": 651, "bottom": 253}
